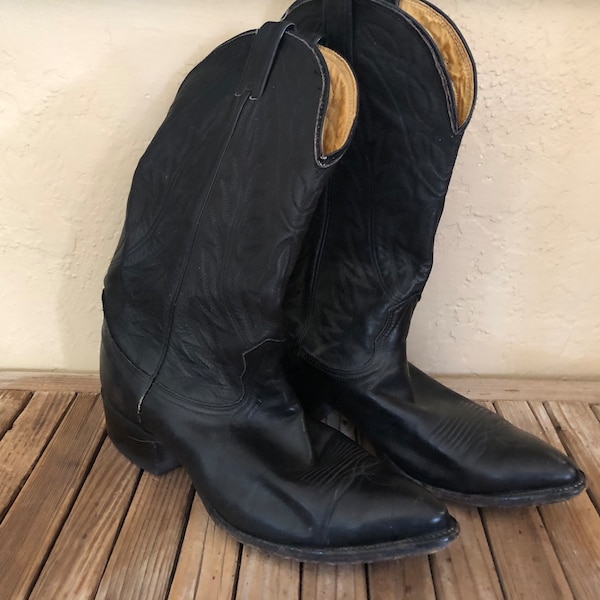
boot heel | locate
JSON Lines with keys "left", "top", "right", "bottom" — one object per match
{"left": 102, "top": 394, "right": 180, "bottom": 475}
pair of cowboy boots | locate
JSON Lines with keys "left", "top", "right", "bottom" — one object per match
{"left": 100, "top": 1, "right": 585, "bottom": 563}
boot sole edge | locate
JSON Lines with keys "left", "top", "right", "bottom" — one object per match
{"left": 393, "top": 463, "right": 588, "bottom": 507}
{"left": 204, "top": 503, "right": 460, "bottom": 563}
{"left": 422, "top": 476, "right": 587, "bottom": 507}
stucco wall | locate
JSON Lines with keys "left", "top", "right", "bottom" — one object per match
{"left": 1, "top": 0, "right": 599, "bottom": 376}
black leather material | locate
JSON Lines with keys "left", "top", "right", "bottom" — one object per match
{"left": 235, "top": 21, "right": 294, "bottom": 98}
{"left": 283, "top": 1, "right": 586, "bottom": 505}
{"left": 323, "top": 0, "right": 354, "bottom": 60}
{"left": 100, "top": 22, "right": 458, "bottom": 561}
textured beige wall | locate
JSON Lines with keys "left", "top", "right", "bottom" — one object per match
{"left": 1, "top": 0, "right": 599, "bottom": 376}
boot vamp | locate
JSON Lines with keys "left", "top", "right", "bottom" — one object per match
{"left": 374, "top": 365, "right": 582, "bottom": 495}
{"left": 142, "top": 383, "right": 453, "bottom": 548}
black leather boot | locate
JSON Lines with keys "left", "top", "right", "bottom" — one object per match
{"left": 283, "top": 1, "right": 586, "bottom": 506}
{"left": 100, "top": 21, "right": 459, "bottom": 562}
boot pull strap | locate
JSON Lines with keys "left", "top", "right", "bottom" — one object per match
{"left": 236, "top": 21, "right": 294, "bottom": 100}
{"left": 322, "top": 0, "right": 354, "bottom": 60}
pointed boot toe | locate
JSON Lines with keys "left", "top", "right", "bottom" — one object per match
{"left": 450, "top": 427, "right": 586, "bottom": 506}
{"left": 504, "top": 447, "right": 586, "bottom": 505}
{"left": 398, "top": 367, "right": 588, "bottom": 505}
{"left": 327, "top": 465, "right": 459, "bottom": 558}
{"left": 457, "top": 419, "right": 586, "bottom": 506}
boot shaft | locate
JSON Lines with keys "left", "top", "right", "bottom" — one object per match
{"left": 102, "top": 23, "right": 358, "bottom": 396}
{"left": 284, "top": 0, "right": 476, "bottom": 371}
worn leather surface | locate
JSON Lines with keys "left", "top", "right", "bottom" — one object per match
{"left": 283, "top": 0, "right": 585, "bottom": 502}
{"left": 101, "top": 23, "right": 456, "bottom": 554}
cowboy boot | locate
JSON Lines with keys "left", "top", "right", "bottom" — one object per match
{"left": 282, "top": 0, "right": 586, "bottom": 506}
{"left": 100, "top": 21, "right": 459, "bottom": 562}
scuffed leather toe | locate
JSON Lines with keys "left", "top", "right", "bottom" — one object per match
{"left": 327, "top": 462, "right": 458, "bottom": 548}
{"left": 460, "top": 419, "right": 586, "bottom": 502}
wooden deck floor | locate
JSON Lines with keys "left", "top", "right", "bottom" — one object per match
{"left": 0, "top": 372, "right": 599, "bottom": 600}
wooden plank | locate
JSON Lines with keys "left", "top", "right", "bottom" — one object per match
{"left": 436, "top": 376, "right": 600, "bottom": 404}
{"left": 369, "top": 557, "right": 435, "bottom": 600}
{"left": 302, "top": 563, "right": 367, "bottom": 600}
{"left": 541, "top": 495, "right": 600, "bottom": 600}
{"left": 0, "top": 393, "right": 105, "bottom": 599}
{"left": 482, "top": 506, "right": 573, "bottom": 600}
{"left": 0, "top": 370, "right": 100, "bottom": 393}
{"left": 0, "top": 389, "right": 30, "bottom": 437}
{"left": 478, "top": 400, "right": 574, "bottom": 600}
{"left": 235, "top": 546, "right": 299, "bottom": 600}
{"left": 168, "top": 495, "right": 240, "bottom": 600}
{"left": 430, "top": 505, "right": 503, "bottom": 600}
{"left": 499, "top": 401, "right": 600, "bottom": 600}
{"left": 0, "top": 391, "right": 75, "bottom": 517}
{"left": 95, "top": 467, "right": 192, "bottom": 600}
{"left": 29, "top": 438, "right": 140, "bottom": 600}
{"left": 544, "top": 402, "right": 600, "bottom": 510}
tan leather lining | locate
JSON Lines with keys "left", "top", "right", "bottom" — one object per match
{"left": 318, "top": 45, "right": 358, "bottom": 155}
{"left": 399, "top": 0, "right": 474, "bottom": 126}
